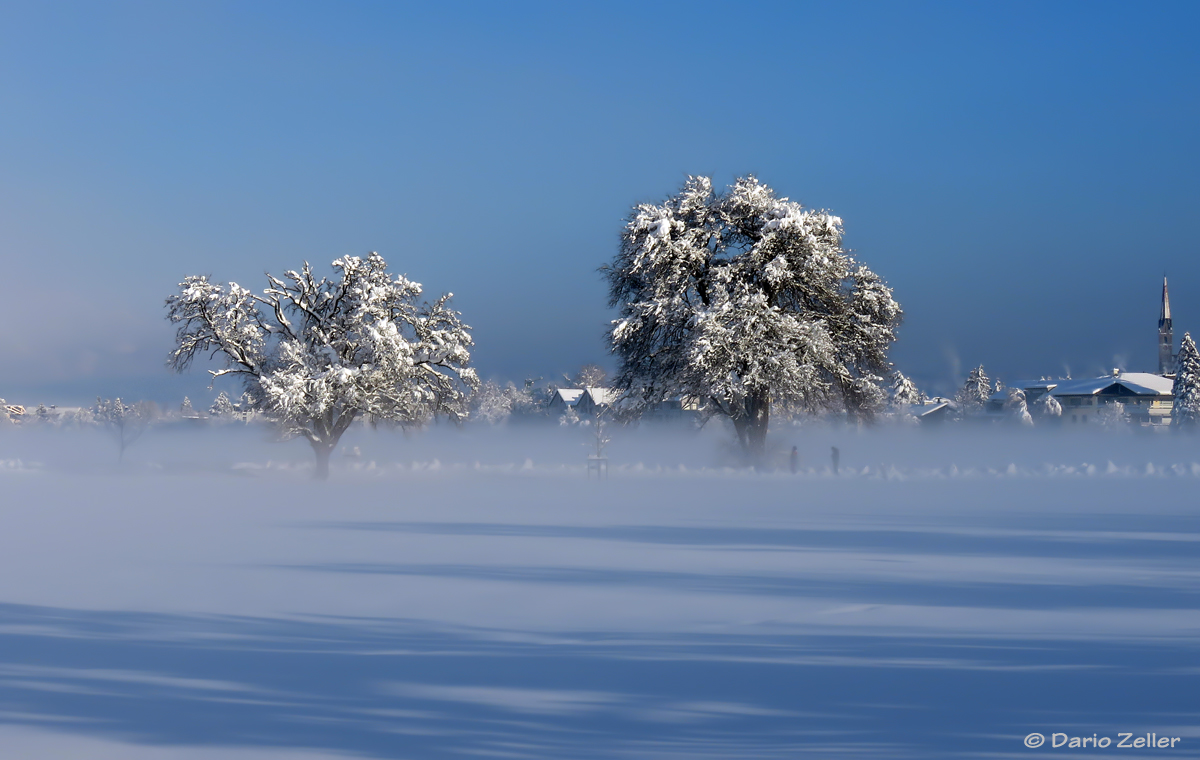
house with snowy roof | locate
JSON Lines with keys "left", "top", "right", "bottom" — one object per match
{"left": 914, "top": 397, "right": 956, "bottom": 424}
{"left": 1050, "top": 371, "right": 1173, "bottom": 426}
{"left": 546, "top": 388, "right": 584, "bottom": 415}
{"left": 575, "top": 387, "right": 616, "bottom": 416}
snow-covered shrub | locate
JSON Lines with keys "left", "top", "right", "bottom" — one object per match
{"left": 1003, "top": 388, "right": 1033, "bottom": 426}
{"left": 1173, "top": 332, "right": 1200, "bottom": 429}
{"left": 167, "top": 252, "right": 477, "bottom": 478}
{"left": 604, "top": 176, "right": 901, "bottom": 457}
{"left": 1033, "top": 393, "right": 1062, "bottom": 419}
{"left": 1096, "top": 400, "right": 1127, "bottom": 429}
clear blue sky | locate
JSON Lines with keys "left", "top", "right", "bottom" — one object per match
{"left": 2, "top": 1, "right": 1199, "bottom": 404}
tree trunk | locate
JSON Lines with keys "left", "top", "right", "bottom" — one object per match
{"left": 732, "top": 392, "right": 771, "bottom": 464}
{"left": 746, "top": 392, "right": 770, "bottom": 461}
{"left": 311, "top": 441, "right": 334, "bottom": 480}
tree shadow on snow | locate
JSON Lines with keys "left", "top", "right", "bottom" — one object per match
{"left": 0, "top": 603, "right": 1196, "bottom": 759}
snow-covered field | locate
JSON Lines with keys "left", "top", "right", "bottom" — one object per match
{"left": 0, "top": 424, "right": 1197, "bottom": 758}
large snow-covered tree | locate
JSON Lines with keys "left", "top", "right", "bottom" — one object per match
{"left": 166, "top": 252, "right": 477, "bottom": 478}
{"left": 604, "top": 176, "right": 901, "bottom": 457}
{"left": 1173, "top": 332, "right": 1200, "bottom": 429}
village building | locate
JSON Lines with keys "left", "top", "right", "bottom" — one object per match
{"left": 981, "top": 281, "right": 1179, "bottom": 426}
{"left": 575, "top": 387, "right": 616, "bottom": 417}
{"left": 546, "top": 388, "right": 584, "bottom": 416}
{"left": 1050, "top": 371, "right": 1174, "bottom": 426}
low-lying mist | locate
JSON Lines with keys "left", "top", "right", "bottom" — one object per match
{"left": 3, "top": 418, "right": 1200, "bottom": 480}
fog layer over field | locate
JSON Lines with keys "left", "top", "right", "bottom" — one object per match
{"left": 0, "top": 423, "right": 1197, "bottom": 758}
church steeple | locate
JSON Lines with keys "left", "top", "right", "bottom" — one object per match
{"left": 1159, "top": 277, "right": 1175, "bottom": 375}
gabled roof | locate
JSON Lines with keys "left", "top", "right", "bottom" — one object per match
{"left": 1050, "top": 372, "right": 1173, "bottom": 397}
{"left": 551, "top": 389, "right": 584, "bottom": 406}
{"left": 581, "top": 387, "right": 617, "bottom": 406}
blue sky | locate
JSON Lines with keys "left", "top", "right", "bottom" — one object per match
{"left": 2, "top": 1, "right": 1199, "bottom": 403}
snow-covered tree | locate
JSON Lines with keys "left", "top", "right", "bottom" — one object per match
{"left": 1033, "top": 392, "right": 1062, "bottom": 419}
{"left": 93, "top": 398, "right": 153, "bottom": 461}
{"left": 558, "top": 405, "right": 581, "bottom": 426}
{"left": 1003, "top": 388, "right": 1033, "bottom": 426}
{"left": 955, "top": 365, "right": 991, "bottom": 414}
{"left": 604, "top": 176, "right": 901, "bottom": 457}
{"left": 1173, "top": 332, "right": 1200, "bottom": 429}
{"left": 572, "top": 364, "right": 608, "bottom": 388}
{"left": 510, "top": 380, "right": 542, "bottom": 417}
{"left": 1096, "top": 400, "right": 1127, "bottom": 428}
{"left": 472, "top": 380, "right": 515, "bottom": 425}
{"left": 890, "top": 370, "right": 924, "bottom": 407}
{"left": 167, "top": 252, "right": 477, "bottom": 478}
{"left": 210, "top": 391, "right": 237, "bottom": 420}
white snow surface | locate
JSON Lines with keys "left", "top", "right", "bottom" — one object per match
{"left": 0, "top": 423, "right": 1197, "bottom": 758}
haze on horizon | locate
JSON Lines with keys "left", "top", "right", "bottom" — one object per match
{"left": 2, "top": 1, "right": 1199, "bottom": 406}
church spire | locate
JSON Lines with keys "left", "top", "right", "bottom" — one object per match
{"left": 1160, "top": 276, "right": 1172, "bottom": 326}
{"left": 1159, "top": 277, "right": 1174, "bottom": 375}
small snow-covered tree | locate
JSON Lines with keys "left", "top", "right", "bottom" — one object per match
{"left": 93, "top": 398, "right": 153, "bottom": 461}
{"left": 209, "top": 391, "right": 237, "bottom": 420}
{"left": 572, "top": 364, "right": 608, "bottom": 388}
{"left": 605, "top": 176, "right": 901, "bottom": 458}
{"left": 890, "top": 370, "right": 924, "bottom": 407}
{"left": 1033, "top": 392, "right": 1062, "bottom": 419}
{"left": 167, "top": 252, "right": 477, "bottom": 478}
{"left": 1173, "top": 332, "right": 1200, "bottom": 429}
{"left": 510, "top": 380, "right": 542, "bottom": 417}
{"left": 1096, "top": 400, "right": 1127, "bottom": 428}
{"left": 559, "top": 405, "right": 581, "bottom": 426}
{"left": 956, "top": 366, "right": 991, "bottom": 414}
{"left": 472, "top": 380, "right": 515, "bottom": 425}
{"left": 1003, "top": 388, "right": 1033, "bottom": 426}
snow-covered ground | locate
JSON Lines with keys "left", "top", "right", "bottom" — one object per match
{"left": 0, "top": 424, "right": 1197, "bottom": 758}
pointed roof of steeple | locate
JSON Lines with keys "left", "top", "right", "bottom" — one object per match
{"left": 1161, "top": 277, "right": 1172, "bottom": 324}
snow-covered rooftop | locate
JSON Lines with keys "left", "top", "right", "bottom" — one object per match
{"left": 914, "top": 401, "right": 953, "bottom": 418}
{"left": 551, "top": 389, "right": 584, "bottom": 406}
{"left": 1050, "top": 372, "right": 1173, "bottom": 397}
{"left": 582, "top": 387, "right": 617, "bottom": 406}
